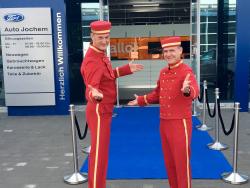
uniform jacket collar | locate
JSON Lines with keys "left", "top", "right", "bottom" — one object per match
{"left": 167, "top": 59, "right": 183, "bottom": 70}
{"left": 89, "top": 42, "right": 106, "bottom": 55}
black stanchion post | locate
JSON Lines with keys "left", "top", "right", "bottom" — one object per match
{"left": 221, "top": 103, "right": 249, "bottom": 184}
{"left": 207, "top": 88, "right": 228, "bottom": 150}
{"left": 196, "top": 80, "right": 212, "bottom": 131}
{"left": 64, "top": 104, "right": 88, "bottom": 184}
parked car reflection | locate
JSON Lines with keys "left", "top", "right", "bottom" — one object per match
{"left": 200, "top": 46, "right": 240, "bottom": 90}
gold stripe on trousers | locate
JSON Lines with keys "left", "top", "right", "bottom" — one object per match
{"left": 94, "top": 103, "right": 100, "bottom": 188}
{"left": 183, "top": 119, "right": 190, "bottom": 188}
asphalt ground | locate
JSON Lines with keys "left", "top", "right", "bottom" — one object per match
{"left": 0, "top": 106, "right": 249, "bottom": 188}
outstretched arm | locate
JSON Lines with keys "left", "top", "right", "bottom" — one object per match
{"left": 113, "top": 59, "right": 144, "bottom": 78}
{"left": 88, "top": 85, "right": 103, "bottom": 101}
{"left": 127, "top": 94, "right": 138, "bottom": 106}
{"left": 129, "top": 59, "right": 144, "bottom": 73}
{"left": 82, "top": 61, "right": 104, "bottom": 103}
{"left": 181, "top": 70, "right": 200, "bottom": 99}
{"left": 181, "top": 74, "right": 191, "bottom": 95}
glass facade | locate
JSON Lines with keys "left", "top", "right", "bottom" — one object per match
{"left": 192, "top": 0, "right": 236, "bottom": 103}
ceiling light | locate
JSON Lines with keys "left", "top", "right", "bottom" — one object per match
{"left": 133, "top": 4, "right": 159, "bottom": 7}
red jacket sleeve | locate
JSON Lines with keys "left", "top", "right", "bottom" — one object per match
{"left": 182, "top": 69, "right": 200, "bottom": 99}
{"left": 83, "top": 61, "right": 104, "bottom": 103}
{"left": 113, "top": 64, "right": 133, "bottom": 78}
{"left": 137, "top": 79, "right": 160, "bottom": 107}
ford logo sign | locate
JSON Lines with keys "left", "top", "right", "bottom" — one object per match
{"left": 3, "top": 13, "right": 24, "bottom": 22}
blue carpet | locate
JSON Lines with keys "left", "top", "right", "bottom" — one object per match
{"left": 80, "top": 107, "right": 232, "bottom": 179}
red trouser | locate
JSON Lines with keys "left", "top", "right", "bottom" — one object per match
{"left": 159, "top": 118, "right": 192, "bottom": 188}
{"left": 86, "top": 102, "right": 114, "bottom": 188}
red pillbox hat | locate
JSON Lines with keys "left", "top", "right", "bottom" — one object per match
{"left": 161, "top": 37, "right": 181, "bottom": 48}
{"left": 90, "top": 21, "right": 111, "bottom": 35}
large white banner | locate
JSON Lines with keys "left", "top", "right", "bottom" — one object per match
{"left": 0, "top": 8, "right": 55, "bottom": 106}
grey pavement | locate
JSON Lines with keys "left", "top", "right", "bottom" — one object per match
{"left": 0, "top": 106, "right": 250, "bottom": 188}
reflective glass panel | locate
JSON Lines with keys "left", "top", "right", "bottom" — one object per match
{"left": 0, "top": 30, "right": 6, "bottom": 106}
{"left": 199, "top": 0, "right": 236, "bottom": 103}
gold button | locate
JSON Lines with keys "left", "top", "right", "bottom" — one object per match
{"left": 169, "top": 114, "right": 171, "bottom": 116}
{"left": 168, "top": 105, "right": 170, "bottom": 107}
{"left": 169, "top": 88, "right": 171, "bottom": 91}
{"left": 172, "top": 80, "right": 174, "bottom": 82}
{"left": 175, "top": 72, "right": 177, "bottom": 74}
{"left": 163, "top": 104, "right": 165, "bottom": 107}
{"left": 163, "top": 80, "right": 164, "bottom": 82}
{"left": 169, "top": 73, "right": 171, "bottom": 75}
{"left": 163, "top": 73, "right": 165, "bottom": 75}
{"left": 169, "top": 97, "right": 170, "bottom": 99}
{"left": 160, "top": 96, "right": 162, "bottom": 98}
{"left": 160, "top": 113, "right": 162, "bottom": 115}
{"left": 160, "top": 105, "right": 161, "bottom": 107}
{"left": 161, "top": 88, "right": 163, "bottom": 90}
{"left": 167, "top": 80, "right": 169, "bottom": 82}
{"left": 164, "top": 114, "right": 166, "bottom": 116}
{"left": 164, "top": 96, "right": 166, "bottom": 99}
{"left": 165, "top": 88, "right": 167, "bottom": 91}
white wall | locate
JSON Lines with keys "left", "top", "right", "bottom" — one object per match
{"left": 112, "top": 59, "right": 190, "bottom": 88}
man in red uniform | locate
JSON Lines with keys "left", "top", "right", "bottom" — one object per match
{"left": 128, "top": 37, "right": 199, "bottom": 188}
{"left": 81, "top": 21, "right": 143, "bottom": 188}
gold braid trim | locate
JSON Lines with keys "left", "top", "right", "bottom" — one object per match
{"left": 190, "top": 86, "right": 196, "bottom": 99}
{"left": 90, "top": 45, "right": 104, "bottom": 53}
{"left": 144, "top": 95, "right": 149, "bottom": 105}
{"left": 89, "top": 91, "right": 94, "bottom": 102}
{"left": 169, "top": 61, "right": 183, "bottom": 69}
{"left": 116, "top": 67, "right": 120, "bottom": 77}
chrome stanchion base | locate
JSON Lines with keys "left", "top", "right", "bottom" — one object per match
{"left": 64, "top": 173, "right": 88, "bottom": 184}
{"left": 112, "top": 113, "right": 117, "bottom": 117}
{"left": 221, "top": 172, "right": 249, "bottom": 185}
{"left": 196, "top": 124, "right": 212, "bottom": 131}
{"left": 207, "top": 142, "right": 228, "bottom": 150}
{"left": 193, "top": 111, "right": 202, "bottom": 116}
{"left": 82, "top": 146, "right": 91, "bottom": 154}
{"left": 115, "top": 105, "right": 124, "bottom": 108}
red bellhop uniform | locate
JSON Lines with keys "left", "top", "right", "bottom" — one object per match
{"left": 81, "top": 26, "right": 133, "bottom": 188}
{"left": 137, "top": 38, "right": 200, "bottom": 188}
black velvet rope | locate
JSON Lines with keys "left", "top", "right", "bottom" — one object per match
{"left": 217, "top": 99, "right": 235, "bottom": 136}
{"left": 197, "top": 87, "right": 204, "bottom": 102}
{"left": 74, "top": 114, "right": 88, "bottom": 140}
{"left": 205, "top": 89, "right": 216, "bottom": 118}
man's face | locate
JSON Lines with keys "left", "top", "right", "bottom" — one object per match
{"left": 163, "top": 46, "right": 183, "bottom": 65}
{"left": 91, "top": 33, "right": 110, "bottom": 51}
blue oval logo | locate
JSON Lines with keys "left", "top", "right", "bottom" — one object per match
{"left": 3, "top": 13, "right": 24, "bottom": 22}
